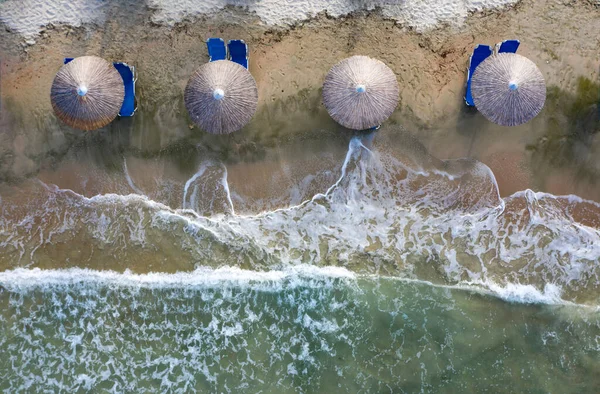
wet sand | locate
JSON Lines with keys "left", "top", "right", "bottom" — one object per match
{"left": 0, "top": 0, "right": 599, "bottom": 201}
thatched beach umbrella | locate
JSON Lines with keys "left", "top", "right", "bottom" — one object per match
{"left": 184, "top": 60, "right": 258, "bottom": 134}
{"left": 51, "top": 56, "right": 124, "bottom": 131}
{"left": 322, "top": 55, "right": 399, "bottom": 130}
{"left": 472, "top": 53, "right": 546, "bottom": 127}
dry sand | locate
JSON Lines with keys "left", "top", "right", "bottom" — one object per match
{"left": 0, "top": 0, "right": 599, "bottom": 201}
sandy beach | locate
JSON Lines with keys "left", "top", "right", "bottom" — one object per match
{"left": 0, "top": 0, "right": 598, "bottom": 200}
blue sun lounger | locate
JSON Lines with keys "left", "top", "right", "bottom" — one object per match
{"left": 464, "top": 45, "right": 493, "bottom": 107}
{"left": 64, "top": 58, "right": 137, "bottom": 117}
{"left": 206, "top": 38, "right": 227, "bottom": 62}
{"left": 113, "top": 63, "right": 137, "bottom": 116}
{"left": 227, "top": 39, "right": 248, "bottom": 69}
{"left": 496, "top": 39, "right": 520, "bottom": 54}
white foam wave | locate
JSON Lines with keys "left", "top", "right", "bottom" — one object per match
{"left": 510, "top": 189, "right": 600, "bottom": 209}
{"left": 0, "top": 265, "right": 356, "bottom": 290}
{"left": 123, "top": 158, "right": 145, "bottom": 196}
{"left": 2, "top": 266, "right": 593, "bottom": 307}
{"left": 462, "top": 280, "right": 567, "bottom": 305}
{"left": 367, "top": 274, "right": 570, "bottom": 305}
{"left": 182, "top": 161, "right": 235, "bottom": 215}
{"left": 183, "top": 162, "right": 211, "bottom": 210}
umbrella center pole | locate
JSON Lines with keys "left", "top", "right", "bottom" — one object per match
{"left": 77, "top": 85, "right": 88, "bottom": 96}
{"left": 213, "top": 88, "right": 225, "bottom": 100}
{"left": 355, "top": 84, "right": 366, "bottom": 93}
{"left": 508, "top": 81, "right": 518, "bottom": 91}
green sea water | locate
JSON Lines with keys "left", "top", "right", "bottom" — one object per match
{"left": 1, "top": 270, "right": 599, "bottom": 393}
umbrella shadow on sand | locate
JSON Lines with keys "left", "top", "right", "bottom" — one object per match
{"left": 454, "top": 104, "right": 492, "bottom": 158}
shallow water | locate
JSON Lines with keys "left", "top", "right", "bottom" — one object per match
{"left": 1, "top": 268, "right": 599, "bottom": 393}
{"left": 1, "top": 135, "right": 599, "bottom": 299}
{"left": 1, "top": 133, "right": 600, "bottom": 391}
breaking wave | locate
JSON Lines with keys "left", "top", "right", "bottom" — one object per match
{"left": 0, "top": 135, "right": 599, "bottom": 305}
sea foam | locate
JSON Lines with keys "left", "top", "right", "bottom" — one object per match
{"left": 462, "top": 281, "right": 567, "bottom": 305}
{"left": 0, "top": 266, "right": 586, "bottom": 307}
{"left": 0, "top": 265, "right": 356, "bottom": 290}
{"left": 2, "top": 264, "right": 598, "bottom": 393}
{"left": 1, "top": 136, "right": 599, "bottom": 305}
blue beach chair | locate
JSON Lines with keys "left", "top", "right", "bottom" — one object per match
{"left": 206, "top": 38, "right": 227, "bottom": 62}
{"left": 64, "top": 58, "right": 137, "bottom": 117}
{"left": 227, "top": 39, "right": 249, "bottom": 69}
{"left": 113, "top": 62, "right": 137, "bottom": 117}
{"left": 496, "top": 39, "right": 520, "bottom": 54}
{"left": 464, "top": 45, "right": 493, "bottom": 107}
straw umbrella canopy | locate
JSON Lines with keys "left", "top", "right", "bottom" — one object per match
{"left": 322, "top": 55, "right": 399, "bottom": 130}
{"left": 184, "top": 60, "right": 258, "bottom": 134}
{"left": 51, "top": 56, "right": 124, "bottom": 131}
{"left": 472, "top": 53, "right": 546, "bottom": 127}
